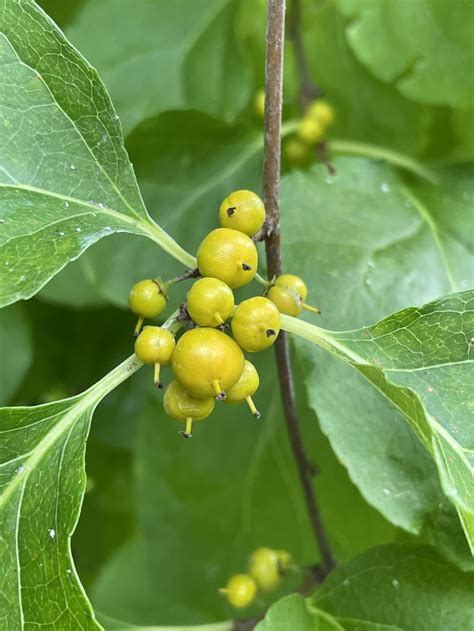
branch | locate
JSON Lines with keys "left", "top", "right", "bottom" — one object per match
{"left": 262, "top": 0, "right": 336, "bottom": 573}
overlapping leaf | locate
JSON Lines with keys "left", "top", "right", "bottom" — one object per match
{"left": 337, "top": 0, "right": 474, "bottom": 109}
{"left": 0, "top": 0, "right": 193, "bottom": 308}
{"left": 0, "top": 354, "right": 142, "bottom": 629}
{"left": 64, "top": 0, "right": 251, "bottom": 135}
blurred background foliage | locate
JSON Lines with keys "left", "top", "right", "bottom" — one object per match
{"left": 4, "top": 0, "right": 472, "bottom": 625}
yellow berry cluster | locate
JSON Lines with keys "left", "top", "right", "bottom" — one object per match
{"left": 128, "top": 190, "right": 319, "bottom": 438}
{"left": 285, "top": 99, "right": 335, "bottom": 165}
{"left": 219, "top": 547, "right": 293, "bottom": 609}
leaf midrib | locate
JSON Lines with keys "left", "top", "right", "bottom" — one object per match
{"left": 0, "top": 183, "right": 145, "bottom": 243}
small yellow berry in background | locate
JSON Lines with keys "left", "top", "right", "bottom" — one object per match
{"left": 284, "top": 138, "right": 311, "bottom": 166}
{"left": 248, "top": 547, "right": 280, "bottom": 592}
{"left": 267, "top": 274, "right": 320, "bottom": 317}
{"left": 197, "top": 228, "right": 258, "bottom": 289}
{"left": 254, "top": 89, "right": 265, "bottom": 118}
{"left": 219, "top": 190, "right": 266, "bottom": 237}
{"left": 226, "top": 360, "right": 261, "bottom": 418}
{"left": 163, "top": 380, "right": 215, "bottom": 438}
{"left": 231, "top": 296, "right": 281, "bottom": 352}
{"left": 171, "top": 327, "right": 244, "bottom": 400}
{"left": 219, "top": 574, "right": 257, "bottom": 609}
{"left": 134, "top": 326, "right": 176, "bottom": 387}
{"left": 307, "top": 99, "right": 335, "bottom": 128}
{"left": 297, "top": 115, "right": 324, "bottom": 145}
{"left": 128, "top": 279, "right": 167, "bottom": 335}
{"left": 186, "top": 277, "right": 234, "bottom": 327}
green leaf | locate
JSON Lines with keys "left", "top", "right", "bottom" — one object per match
{"left": 64, "top": 0, "right": 251, "bottom": 135}
{"left": 337, "top": 0, "right": 474, "bottom": 109}
{"left": 258, "top": 545, "right": 474, "bottom": 630}
{"left": 0, "top": 0, "right": 194, "bottom": 308}
{"left": 0, "top": 304, "right": 32, "bottom": 404}
{"left": 283, "top": 290, "right": 474, "bottom": 550}
{"left": 279, "top": 157, "right": 473, "bottom": 567}
{"left": 300, "top": 1, "right": 432, "bottom": 155}
{"left": 0, "top": 354, "right": 142, "bottom": 628}
{"left": 256, "top": 593, "right": 402, "bottom": 631}
{"left": 312, "top": 544, "right": 474, "bottom": 630}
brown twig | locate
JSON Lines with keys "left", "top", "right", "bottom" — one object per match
{"left": 262, "top": 0, "right": 336, "bottom": 575}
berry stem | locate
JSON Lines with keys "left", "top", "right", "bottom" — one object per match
{"left": 262, "top": 0, "right": 336, "bottom": 574}
{"left": 133, "top": 317, "right": 144, "bottom": 337}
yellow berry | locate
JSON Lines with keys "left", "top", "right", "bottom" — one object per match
{"left": 171, "top": 327, "right": 244, "bottom": 399}
{"left": 219, "top": 574, "right": 257, "bottom": 609}
{"left": 186, "top": 277, "right": 234, "bottom": 327}
{"left": 284, "top": 138, "right": 311, "bottom": 165}
{"left": 226, "top": 360, "right": 261, "bottom": 418}
{"left": 197, "top": 228, "right": 258, "bottom": 289}
{"left": 163, "top": 380, "right": 215, "bottom": 438}
{"left": 231, "top": 297, "right": 280, "bottom": 352}
{"left": 248, "top": 547, "right": 280, "bottom": 592}
{"left": 307, "top": 100, "right": 335, "bottom": 127}
{"left": 297, "top": 116, "right": 324, "bottom": 145}
{"left": 219, "top": 190, "right": 266, "bottom": 237}
{"left": 134, "top": 326, "right": 176, "bottom": 387}
{"left": 128, "top": 279, "right": 167, "bottom": 335}
{"left": 254, "top": 89, "right": 265, "bottom": 118}
{"left": 267, "top": 274, "right": 320, "bottom": 317}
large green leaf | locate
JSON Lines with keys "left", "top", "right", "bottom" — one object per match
{"left": 0, "top": 304, "right": 32, "bottom": 405}
{"left": 258, "top": 545, "right": 474, "bottom": 631}
{"left": 279, "top": 157, "right": 473, "bottom": 567}
{"left": 64, "top": 0, "right": 251, "bottom": 135}
{"left": 0, "top": 0, "right": 193, "bottom": 308}
{"left": 283, "top": 290, "right": 474, "bottom": 550}
{"left": 337, "top": 0, "right": 474, "bottom": 109}
{"left": 0, "top": 353, "right": 142, "bottom": 629}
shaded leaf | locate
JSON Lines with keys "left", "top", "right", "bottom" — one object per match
{"left": 301, "top": 1, "right": 432, "bottom": 155}
{"left": 0, "top": 303, "right": 32, "bottom": 405}
{"left": 337, "top": 0, "right": 474, "bottom": 109}
{"left": 65, "top": 0, "right": 251, "bottom": 135}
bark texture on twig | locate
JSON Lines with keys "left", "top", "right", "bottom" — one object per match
{"left": 262, "top": 0, "right": 336, "bottom": 573}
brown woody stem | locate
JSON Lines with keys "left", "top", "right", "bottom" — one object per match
{"left": 262, "top": 0, "right": 336, "bottom": 573}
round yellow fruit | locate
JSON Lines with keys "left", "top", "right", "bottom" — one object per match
{"left": 197, "top": 228, "right": 258, "bottom": 289}
{"left": 186, "top": 277, "right": 234, "bottom": 327}
{"left": 231, "top": 296, "right": 280, "bottom": 352}
{"left": 171, "top": 327, "right": 244, "bottom": 399}
{"left": 219, "top": 190, "right": 266, "bottom": 237}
